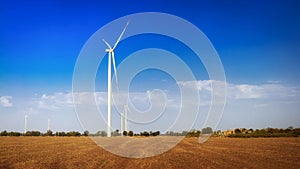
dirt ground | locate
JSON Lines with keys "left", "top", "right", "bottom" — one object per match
{"left": 0, "top": 136, "right": 300, "bottom": 169}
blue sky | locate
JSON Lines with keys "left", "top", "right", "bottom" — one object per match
{"left": 0, "top": 0, "right": 300, "bottom": 132}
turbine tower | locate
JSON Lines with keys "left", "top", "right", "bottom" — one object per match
{"left": 121, "top": 101, "right": 129, "bottom": 135}
{"left": 47, "top": 118, "right": 50, "bottom": 131}
{"left": 24, "top": 114, "right": 28, "bottom": 133}
{"left": 124, "top": 101, "right": 129, "bottom": 132}
{"left": 102, "top": 21, "right": 129, "bottom": 137}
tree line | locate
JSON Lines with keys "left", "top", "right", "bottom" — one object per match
{"left": 225, "top": 127, "right": 300, "bottom": 138}
{"left": 89, "top": 130, "right": 161, "bottom": 137}
{"left": 1, "top": 127, "right": 299, "bottom": 137}
{"left": 163, "top": 127, "right": 213, "bottom": 137}
{"left": 0, "top": 130, "right": 88, "bottom": 137}
{"left": 0, "top": 130, "right": 160, "bottom": 137}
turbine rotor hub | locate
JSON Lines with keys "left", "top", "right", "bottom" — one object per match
{"left": 105, "top": 49, "right": 113, "bottom": 53}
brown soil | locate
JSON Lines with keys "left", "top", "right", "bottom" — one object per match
{"left": 0, "top": 137, "right": 299, "bottom": 169}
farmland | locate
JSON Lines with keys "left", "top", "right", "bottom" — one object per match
{"left": 1, "top": 137, "right": 300, "bottom": 169}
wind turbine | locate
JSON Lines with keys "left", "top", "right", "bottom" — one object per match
{"left": 47, "top": 118, "right": 50, "bottom": 131}
{"left": 24, "top": 114, "right": 28, "bottom": 133}
{"left": 121, "top": 100, "right": 129, "bottom": 135}
{"left": 102, "top": 21, "right": 129, "bottom": 137}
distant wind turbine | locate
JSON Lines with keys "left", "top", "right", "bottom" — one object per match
{"left": 102, "top": 21, "right": 129, "bottom": 137}
{"left": 47, "top": 118, "right": 50, "bottom": 131}
{"left": 24, "top": 114, "right": 28, "bottom": 133}
{"left": 121, "top": 100, "right": 129, "bottom": 135}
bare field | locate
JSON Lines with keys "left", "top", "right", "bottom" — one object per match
{"left": 1, "top": 137, "right": 300, "bottom": 169}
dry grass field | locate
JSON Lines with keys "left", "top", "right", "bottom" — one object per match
{"left": 1, "top": 136, "right": 300, "bottom": 169}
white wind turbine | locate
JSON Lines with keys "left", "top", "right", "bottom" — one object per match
{"left": 102, "top": 21, "right": 129, "bottom": 137}
{"left": 24, "top": 114, "right": 28, "bottom": 133}
{"left": 121, "top": 100, "right": 129, "bottom": 135}
{"left": 47, "top": 118, "right": 50, "bottom": 131}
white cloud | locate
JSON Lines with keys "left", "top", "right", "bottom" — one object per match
{"left": 1, "top": 81, "right": 299, "bottom": 132}
{"left": 29, "top": 81, "right": 299, "bottom": 114}
{"left": 228, "top": 84, "right": 262, "bottom": 99}
{"left": 178, "top": 80, "right": 299, "bottom": 100}
{"left": 0, "top": 96, "right": 13, "bottom": 107}
{"left": 36, "top": 92, "right": 74, "bottom": 110}
{"left": 32, "top": 91, "right": 179, "bottom": 118}
{"left": 176, "top": 80, "right": 300, "bottom": 130}
{"left": 229, "top": 83, "right": 300, "bottom": 99}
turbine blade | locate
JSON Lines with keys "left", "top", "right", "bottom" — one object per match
{"left": 102, "top": 39, "right": 112, "bottom": 49}
{"left": 113, "top": 21, "right": 129, "bottom": 50}
{"left": 111, "top": 52, "right": 119, "bottom": 91}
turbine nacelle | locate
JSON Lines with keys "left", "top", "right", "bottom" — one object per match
{"left": 105, "top": 49, "right": 113, "bottom": 53}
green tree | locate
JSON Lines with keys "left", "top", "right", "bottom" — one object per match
{"left": 153, "top": 131, "right": 160, "bottom": 136}
{"left": 95, "top": 131, "right": 107, "bottom": 137}
{"left": 214, "top": 130, "right": 222, "bottom": 136}
{"left": 67, "top": 131, "right": 81, "bottom": 136}
{"left": 83, "top": 130, "right": 89, "bottom": 136}
{"left": 234, "top": 128, "right": 241, "bottom": 134}
{"left": 113, "top": 129, "right": 120, "bottom": 136}
{"left": 128, "top": 131, "right": 134, "bottom": 136}
{"left": 45, "top": 130, "right": 53, "bottom": 136}
{"left": 292, "top": 128, "right": 300, "bottom": 136}
{"left": 202, "top": 127, "right": 213, "bottom": 134}
{"left": 8, "top": 132, "right": 21, "bottom": 136}
{"left": 25, "top": 131, "right": 41, "bottom": 136}
{"left": 1, "top": 130, "right": 8, "bottom": 136}
{"left": 123, "top": 131, "right": 128, "bottom": 136}
{"left": 56, "top": 131, "right": 66, "bottom": 136}
{"left": 143, "top": 131, "right": 150, "bottom": 136}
